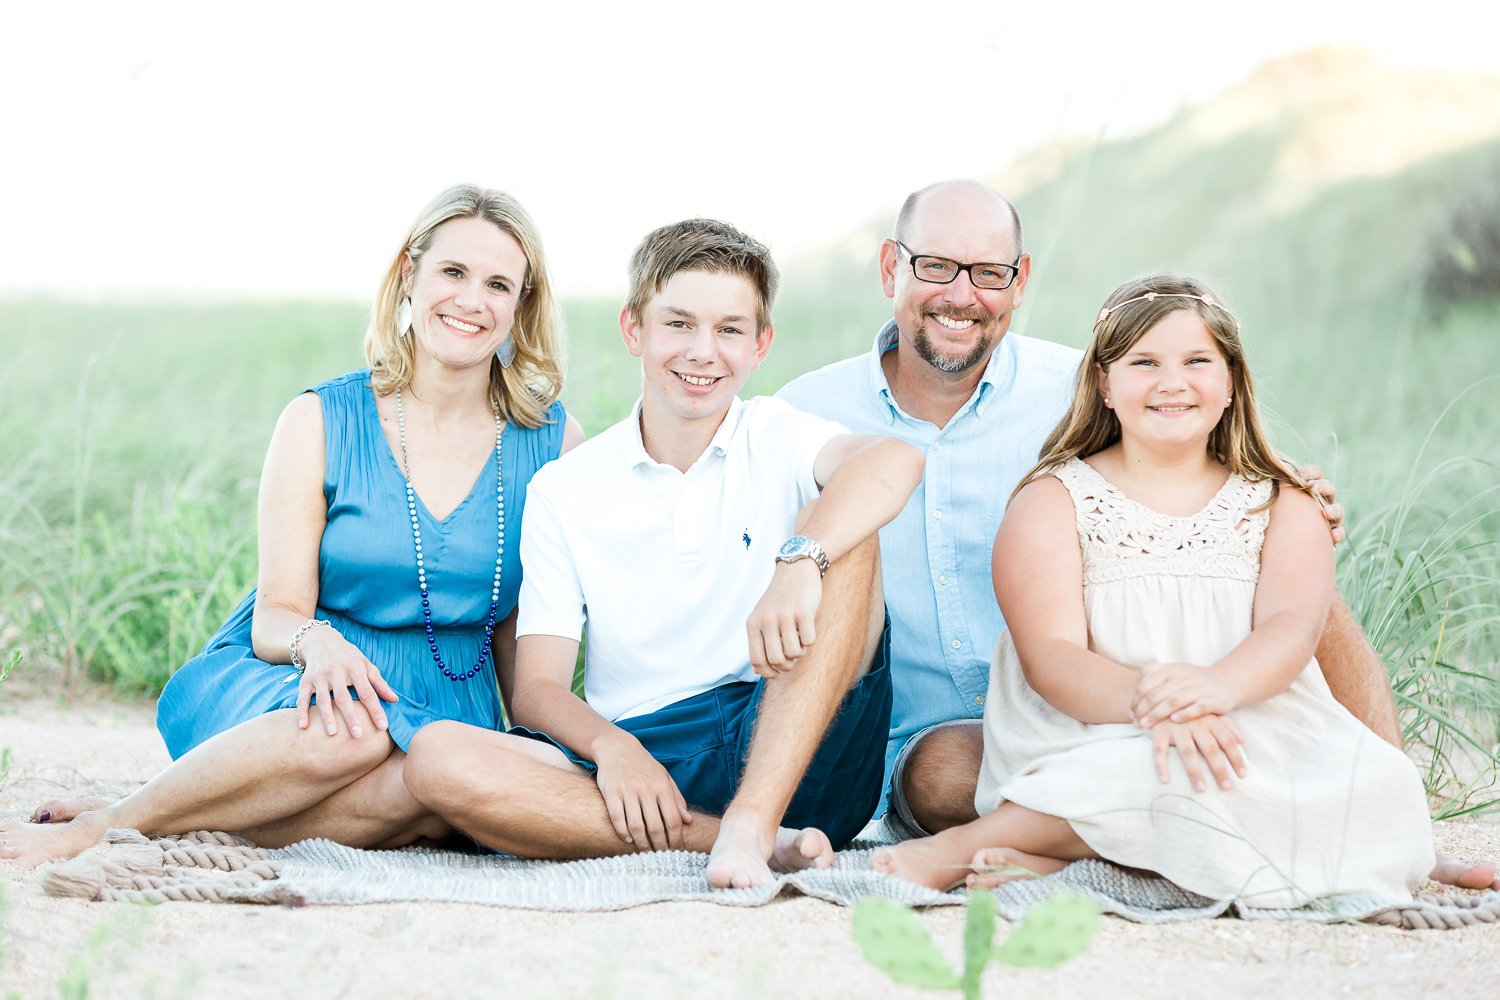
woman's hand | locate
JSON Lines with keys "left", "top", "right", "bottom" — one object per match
{"left": 592, "top": 731, "right": 693, "bottom": 851}
{"left": 294, "top": 626, "right": 399, "bottom": 738}
{"left": 1150, "top": 714, "right": 1247, "bottom": 792}
{"left": 1132, "top": 661, "right": 1235, "bottom": 727}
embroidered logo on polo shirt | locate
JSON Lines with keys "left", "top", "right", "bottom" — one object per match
{"left": 742, "top": 529, "right": 752, "bottom": 550}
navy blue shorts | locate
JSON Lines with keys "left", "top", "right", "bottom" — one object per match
{"left": 512, "top": 622, "right": 893, "bottom": 849}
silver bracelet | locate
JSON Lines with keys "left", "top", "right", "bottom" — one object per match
{"left": 289, "top": 618, "right": 332, "bottom": 672}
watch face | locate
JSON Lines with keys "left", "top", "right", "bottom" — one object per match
{"left": 778, "top": 537, "right": 805, "bottom": 558}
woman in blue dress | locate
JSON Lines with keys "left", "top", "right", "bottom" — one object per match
{"left": 2, "top": 184, "right": 583, "bottom": 867}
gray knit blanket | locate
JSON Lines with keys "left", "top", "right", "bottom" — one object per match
{"left": 38, "top": 828, "right": 1500, "bottom": 930}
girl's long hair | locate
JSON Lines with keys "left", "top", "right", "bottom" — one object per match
{"left": 1013, "top": 274, "right": 1306, "bottom": 505}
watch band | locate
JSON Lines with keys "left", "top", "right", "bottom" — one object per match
{"left": 775, "top": 535, "right": 830, "bottom": 577}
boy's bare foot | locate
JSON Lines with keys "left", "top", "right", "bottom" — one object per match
{"left": 771, "top": 826, "right": 834, "bottom": 874}
{"left": 1430, "top": 853, "right": 1500, "bottom": 891}
{"left": 869, "top": 834, "right": 971, "bottom": 891}
{"left": 30, "top": 796, "right": 110, "bottom": 824}
{"left": 703, "top": 813, "right": 795, "bottom": 889}
{"left": 965, "top": 846, "right": 1068, "bottom": 889}
{"left": 706, "top": 814, "right": 775, "bottom": 889}
{"left": 0, "top": 813, "right": 110, "bottom": 870}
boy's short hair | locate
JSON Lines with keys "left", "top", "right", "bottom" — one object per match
{"left": 625, "top": 218, "right": 779, "bottom": 332}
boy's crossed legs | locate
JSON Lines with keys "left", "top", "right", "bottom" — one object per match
{"left": 403, "top": 527, "right": 888, "bottom": 888}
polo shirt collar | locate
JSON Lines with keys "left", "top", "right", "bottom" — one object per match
{"left": 625, "top": 396, "right": 745, "bottom": 470}
{"left": 868, "top": 318, "right": 1013, "bottom": 422}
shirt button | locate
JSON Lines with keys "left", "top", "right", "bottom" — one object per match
{"left": 933, "top": 510, "right": 943, "bottom": 520}
{"left": 975, "top": 695, "right": 985, "bottom": 706}
{"left": 931, "top": 441, "right": 940, "bottom": 450}
{"left": 938, "top": 575, "right": 947, "bottom": 585}
{"left": 950, "top": 639, "right": 961, "bottom": 649}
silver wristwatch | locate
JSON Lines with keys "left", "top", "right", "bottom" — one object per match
{"left": 775, "top": 535, "right": 830, "bottom": 577}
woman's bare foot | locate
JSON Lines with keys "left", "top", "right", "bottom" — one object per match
{"left": 965, "top": 846, "right": 1068, "bottom": 889}
{"left": 1430, "top": 853, "right": 1500, "bottom": 891}
{"left": 0, "top": 812, "right": 110, "bottom": 869}
{"left": 30, "top": 796, "right": 111, "bottom": 824}
{"left": 869, "top": 834, "right": 973, "bottom": 891}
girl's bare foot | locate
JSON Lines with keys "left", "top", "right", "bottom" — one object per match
{"left": 1430, "top": 853, "right": 1500, "bottom": 891}
{"left": 965, "top": 846, "right": 1068, "bottom": 889}
{"left": 30, "top": 796, "right": 111, "bottom": 824}
{"left": 869, "top": 834, "right": 972, "bottom": 891}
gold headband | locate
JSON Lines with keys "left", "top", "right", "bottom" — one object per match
{"left": 1094, "top": 291, "right": 1232, "bottom": 327}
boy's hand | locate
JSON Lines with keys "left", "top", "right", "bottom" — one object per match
{"left": 1150, "top": 714, "right": 1247, "bottom": 792}
{"left": 593, "top": 731, "right": 692, "bottom": 851}
{"left": 1132, "top": 661, "right": 1235, "bottom": 727}
{"left": 746, "top": 560, "right": 822, "bottom": 677}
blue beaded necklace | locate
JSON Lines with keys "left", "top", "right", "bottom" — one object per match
{"left": 394, "top": 386, "right": 504, "bottom": 682}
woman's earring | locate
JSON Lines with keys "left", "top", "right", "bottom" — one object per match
{"left": 397, "top": 298, "right": 413, "bottom": 338}
{"left": 496, "top": 335, "right": 517, "bottom": 369}
{"left": 1226, "top": 396, "right": 1232, "bottom": 405}
{"left": 1103, "top": 396, "right": 1111, "bottom": 407}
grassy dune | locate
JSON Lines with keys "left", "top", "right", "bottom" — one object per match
{"left": 2, "top": 52, "right": 1497, "bottom": 814}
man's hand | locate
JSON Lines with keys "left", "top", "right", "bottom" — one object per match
{"left": 592, "top": 731, "right": 692, "bottom": 851}
{"left": 1150, "top": 715, "right": 1247, "bottom": 792}
{"left": 1132, "top": 661, "right": 1235, "bottom": 728}
{"left": 746, "top": 560, "right": 822, "bottom": 678}
{"left": 1297, "top": 463, "right": 1344, "bottom": 545}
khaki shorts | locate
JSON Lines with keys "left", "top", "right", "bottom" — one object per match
{"left": 884, "top": 718, "right": 984, "bottom": 840}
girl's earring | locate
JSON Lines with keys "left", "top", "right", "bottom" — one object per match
{"left": 1103, "top": 396, "right": 1111, "bottom": 407}
{"left": 397, "top": 298, "right": 413, "bottom": 338}
{"left": 1226, "top": 396, "right": 1232, "bottom": 405}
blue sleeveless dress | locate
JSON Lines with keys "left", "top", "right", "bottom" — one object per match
{"left": 156, "top": 370, "right": 566, "bottom": 757}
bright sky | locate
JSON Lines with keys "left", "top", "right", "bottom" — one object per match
{"left": 4, "top": 0, "right": 1497, "bottom": 301}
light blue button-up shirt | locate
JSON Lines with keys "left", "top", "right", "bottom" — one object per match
{"left": 777, "top": 320, "right": 1082, "bottom": 798}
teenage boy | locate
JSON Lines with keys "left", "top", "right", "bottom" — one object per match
{"left": 403, "top": 218, "right": 925, "bottom": 888}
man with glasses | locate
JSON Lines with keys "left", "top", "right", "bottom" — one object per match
{"left": 776, "top": 180, "right": 1489, "bottom": 891}
{"left": 778, "top": 179, "right": 1081, "bottom": 838}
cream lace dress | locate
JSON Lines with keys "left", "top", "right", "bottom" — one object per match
{"left": 975, "top": 458, "right": 1434, "bottom": 906}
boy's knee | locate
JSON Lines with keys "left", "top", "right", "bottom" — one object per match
{"left": 403, "top": 721, "right": 472, "bottom": 805}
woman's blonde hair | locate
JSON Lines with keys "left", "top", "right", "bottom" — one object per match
{"left": 364, "top": 184, "right": 564, "bottom": 429}
{"left": 1014, "top": 274, "right": 1305, "bottom": 504}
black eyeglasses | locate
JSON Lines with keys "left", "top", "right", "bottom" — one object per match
{"left": 894, "top": 241, "right": 1021, "bottom": 290}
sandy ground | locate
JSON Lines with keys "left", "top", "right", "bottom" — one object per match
{"left": 2, "top": 691, "right": 1498, "bottom": 1000}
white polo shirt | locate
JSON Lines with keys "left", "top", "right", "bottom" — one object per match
{"left": 517, "top": 395, "right": 848, "bottom": 723}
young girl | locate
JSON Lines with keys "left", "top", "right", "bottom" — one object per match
{"left": 871, "top": 275, "right": 1435, "bottom": 906}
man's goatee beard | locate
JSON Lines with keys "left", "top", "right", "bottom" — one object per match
{"left": 913, "top": 326, "right": 993, "bottom": 374}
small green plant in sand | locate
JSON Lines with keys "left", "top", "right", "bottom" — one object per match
{"left": 853, "top": 889, "right": 1099, "bottom": 999}
{"left": 0, "top": 650, "right": 15, "bottom": 787}
{"left": 57, "top": 904, "right": 152, "bottom": 1000}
